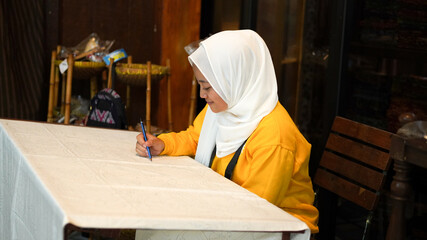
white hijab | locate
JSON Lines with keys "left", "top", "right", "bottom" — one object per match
{"left": 188, "top": 30, "right": 278, "bottom": 167}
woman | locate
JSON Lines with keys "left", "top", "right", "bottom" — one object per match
{"left": 136, "top": 29, "right": 319, "bottom": 233}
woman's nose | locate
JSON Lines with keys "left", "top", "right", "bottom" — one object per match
{"left": 200, "top": 89, "right": 207, "bottom": 98}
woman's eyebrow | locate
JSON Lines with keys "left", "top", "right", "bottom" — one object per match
{"left": 197, "top": 79, "right": 208, "bottom": 83}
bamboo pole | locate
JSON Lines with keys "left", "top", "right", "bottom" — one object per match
{"left": 64, "top": 54, "right": 74, "bottom": 125}
{"left": 189, "top": 75, "right": 197, "bottom": 126}
{"left": 146, "top": 61, "right": 152, "bottom": 133}
{"left": 53, "top": 46, "right": 61, "bottom": 112}
{"left": 47, "top": 50, "right": 57, "bottom": 122}
{"left": 126, "top": 56, "right": 132, "bottom": 112}
{"left": 107, "top": 58, "right": 114, "bottom": 89}
{"left": 90, "top": 76, "right": 97, "bottom": 99}
{"left": 53, "top": 62, "right": 60, "bottom": 108}
{"left": 60, "top": 72, "right": 66, "bottom": 115}
{"left": 166, "top": 59, "right": 173, "bottom": 131}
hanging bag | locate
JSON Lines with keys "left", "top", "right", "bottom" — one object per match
{"left": 85, "top": 88, "right": 127, "bottom": 129}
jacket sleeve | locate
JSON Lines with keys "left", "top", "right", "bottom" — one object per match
{"left": 158, "top": 105, "right": 208, "bottom": 156}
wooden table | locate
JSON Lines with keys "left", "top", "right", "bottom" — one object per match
{"left": 0, "top": 119, "right": 310, "bottom": 240}
{"left": 386, "top": 133, "right": 427, "bottom": 240}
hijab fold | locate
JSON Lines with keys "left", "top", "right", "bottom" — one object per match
{"left": 188, "top": 30, "right": 278, "bottom": 167}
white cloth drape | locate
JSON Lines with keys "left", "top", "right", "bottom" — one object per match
{"left": 1, "top": 119, "right": 310, "bottom": 240}
{"left": 0, "top": 122, "right": 65, "bottom": 240}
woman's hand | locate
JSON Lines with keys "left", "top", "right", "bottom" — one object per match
{"left": 136, "top": 133, "right": 165, "bottom": 157}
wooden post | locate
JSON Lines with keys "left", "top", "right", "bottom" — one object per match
{"left": 90, "top": 76, "right": 97, "bottom": 99}
{"left": 107, "top": 58, "right": 114, "bottom": 89}
{"left": 293, "top": 0, "right": 307, "bottom": 123}
{"left": 53, "top": 61, "right": 60, "bottom": 109}
{"left": 386, "top": 158, "right": 411, "bottom": 240}
{"left": 64, "top": 54, "right": 74, "bottom": 125}
{"left": 166, "top": 59, "right": 173, "bottom": 131}
{"left": 386, "top": 135, "right": 413, "bottom": 240}
{"left": 47, "top": 50, "right": 57, "bottom": 122}
{"left": 60, "top": 72, "right": 66, "bottom": 115}
{"left": 101, "top": 70, "right": 107, "bottom": 89}
{"left": 189, "top": 75, "right": 197, "bottom": 127}
{"left": 53, "top": 45, "right": 61, "bottom": 112}
{"left": 126, "top": 56, "right": 133, "bottom": 113}
{"left": 146, "top": 61, "right": 152, "bottom": 133}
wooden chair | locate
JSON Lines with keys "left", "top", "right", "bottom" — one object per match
{"left": 313, "top": 116, "right": 394, "bottom": 240}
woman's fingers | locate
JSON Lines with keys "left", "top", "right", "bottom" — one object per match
{"left": 135, "top": 141, "right": 148, "bottom": 157}
{"left": 135, "top": 133, "right": 165, "bottom": 157}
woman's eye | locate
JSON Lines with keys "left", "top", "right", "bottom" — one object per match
{"left": 203, "top": 87, "right": 211, "bottom": 91}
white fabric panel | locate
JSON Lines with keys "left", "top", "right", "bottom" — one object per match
{"left": 136, "top": 230, "right": 283, "bottom": 240}
{"left": 0, "top": 122, "right": 65, "bottom": 240}
{"left": 136, "top": 229, "right": 311, "bottom": 240}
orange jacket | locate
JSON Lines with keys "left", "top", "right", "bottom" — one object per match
{"left": 159, "top": 102, "right": 319, "bottom": 233}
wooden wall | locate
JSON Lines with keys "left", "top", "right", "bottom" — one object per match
{"left": 45, "top": 0, "right": 201, "bottom": 131}
{"left": 158, "top": 0, "right": 201, "bottom": 131}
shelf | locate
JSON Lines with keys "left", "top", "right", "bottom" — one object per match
{"left": 54, "top": 60, "right": 106, "bottom": 79}
{"left": 115, "top": 63, "right": 170, "bottom": 86}
{"left": 349, "top": 42, "right": 427, "bottom": 61}
{"left": 281, "top": 57, "right": 298, "bottom": 65}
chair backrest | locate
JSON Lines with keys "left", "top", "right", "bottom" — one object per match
{"left": 314, "top": 116, "right": 394, "bottom": 211}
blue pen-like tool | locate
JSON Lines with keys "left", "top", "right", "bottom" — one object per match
{"left": 140, "top": 118, "right": 152, "bottom": 161}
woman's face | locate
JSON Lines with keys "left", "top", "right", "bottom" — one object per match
{"left": 193, "top": 65, "right": 228, "bottom": 113}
